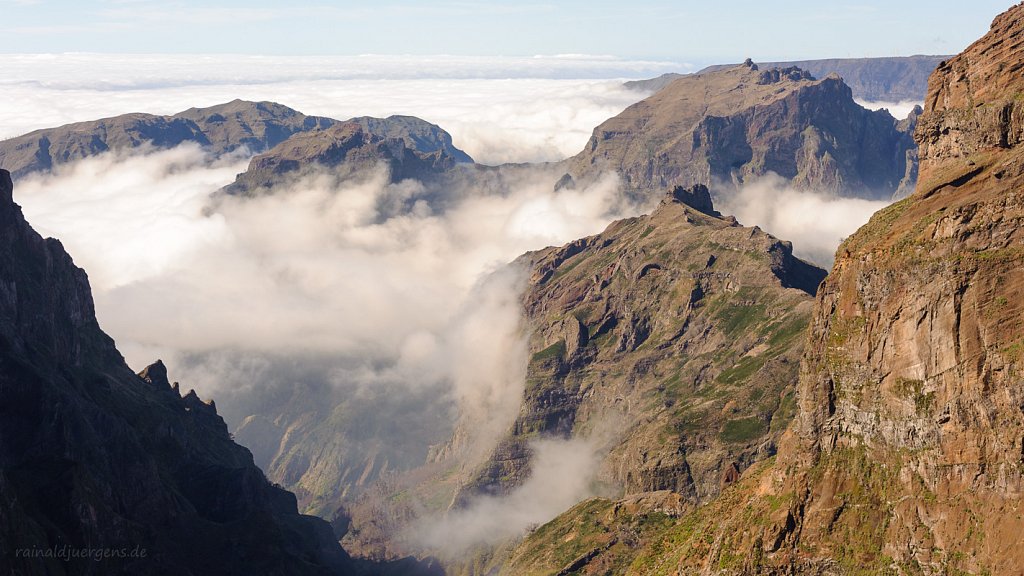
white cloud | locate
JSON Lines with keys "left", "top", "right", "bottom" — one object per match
{"left": 716, "top": 173, "right": 891, "bottom": 268}
{"left": 0, "top": 54, "right": 682, "bottom": 164}
{"left": 16, "top": 144, "right": 246, "bottom": 290}
{"left": 13, "top": 143, "right": 645, "bottom": 440}
{"left": 413, "top": 437, "right": 604, "bottom": 554}
{"left": 856, "top": 98, "right": 922, "bottom": 120}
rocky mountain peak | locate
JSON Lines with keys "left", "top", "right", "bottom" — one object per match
{"left": 568, "top": 60, "right": 917, "bottom": 199}
{"left": 138, "top": 359, "right": 170, "bottom": 388}
{"left": 0, "top": 169, "right": 11, "bottom": 203}
{"left": 349, "top": 115, "right": 473, "bottom": 163}
{"left": 632, "top": 55, "right": 950, "bottom": 102}
{"left": 223, "top": 116, "right": 473, "bottom": 195}
{"left": 755, "top": 65, "right": 815, "bottom": 85}
{"left": 662, "top": 183, "right": 720, "bottom": 216}
{"left": 453, "top": 180, "right": 826, "bottom": 506}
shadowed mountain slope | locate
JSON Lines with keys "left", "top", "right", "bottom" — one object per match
{"left": 0, "top": 168, "right": 361, "bottom": 575}
{"left": 501, "top": 5, "right": 1024, "bottom": 574}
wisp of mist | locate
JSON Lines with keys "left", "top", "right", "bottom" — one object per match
{"left": 717, "top": 174, "right": 892, "bottom": 268}
{"left": 14, "top": 142, "right": 644, "bottom": 548}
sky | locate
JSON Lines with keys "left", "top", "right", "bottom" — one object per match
{"left": 0, "top": 0, "right": 1014, "bottom": 63}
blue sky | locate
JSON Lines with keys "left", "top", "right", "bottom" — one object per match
{"left": 0, "top": 1, "right": 1014, "bottom": 65}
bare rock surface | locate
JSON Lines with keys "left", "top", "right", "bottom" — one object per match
{"left": 573, "top": 62, "right": 917, "bottom": 199}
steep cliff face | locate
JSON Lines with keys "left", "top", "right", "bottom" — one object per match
{"left": 787, "top": 5, "right": 1024, "bottom": 572}
{"left": 458, "top": 186, "right": 824, "bottom": 509}
{"left": 585, "top": 5, "right": 1024, "bottom": 575}
{"left": 0, "top": 100, "right": 335, "bottom": 178}
{"left": 0, "top": 169, "right": 356, "bottom": 575}
{"left": 233, "top": 375, "right": 456, "bottom": 518}
{"left": 572, "top": 62, "right": 917, "bottom": 199}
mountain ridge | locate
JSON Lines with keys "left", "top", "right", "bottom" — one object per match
{"left": 571, "top": 61, "right": 918, "bottom": 199}
{"left": 222, "top": 115, "right": 473, "bottom": 196}
{"left": 0, "top": 99, "right": 336, "bottom": 179}
{"left": 337, "top": 185, "right": 827, "bottom": 566}
{"left": 0, "top": 168, "right": 363, "bottom": 575}
{"left": 627, "top": 55, "right": 949, "bottom": 103}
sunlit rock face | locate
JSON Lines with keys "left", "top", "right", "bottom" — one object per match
{"left": 570, "top": 61, "right": 919, "bottom": 200}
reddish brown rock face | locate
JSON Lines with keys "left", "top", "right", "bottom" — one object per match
{"left": 782, "top": 5, "right": 1024, "bottom": 572}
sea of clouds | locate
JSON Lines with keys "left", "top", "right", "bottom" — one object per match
{"left": 0, "top": 53, "right": 684, "bottom": 164}
{"left": 7, "top": 52, "right": 658, "bottom": 545}
{"left": 4, "top": 53, "right": 909, "bottom": 551}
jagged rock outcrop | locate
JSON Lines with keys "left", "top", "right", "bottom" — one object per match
{"left": 629, "top": 55, "right": 949, "bottom": 103}
{"left": 0, "top": 100, "right": 335, "bottom": 178}
{"left": 348, "top": 116, "right": 473, "bottom": 164}
{"left": 0, "top": 169, "right": 356, "bottom": 575}
{"left": 457, "top": 187, "right": 825, "bottom": 508}
{"left": 222, "top": 115, "right": 473, "bottom": 196}
{"left": 573, "top": 61, "right": 918, "bottom": 199}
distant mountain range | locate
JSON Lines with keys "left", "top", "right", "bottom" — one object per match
{"left": 626, "top": 55, "right": 950, "bottom": 103}
{"left": 571, "top": 60, "right": 919, "bottom": 199}
{"left": 2, "top": 60, "right": 926, "bottom": 203}
{"left": 0, "top": 99, "right": 336, "bottom": 180}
